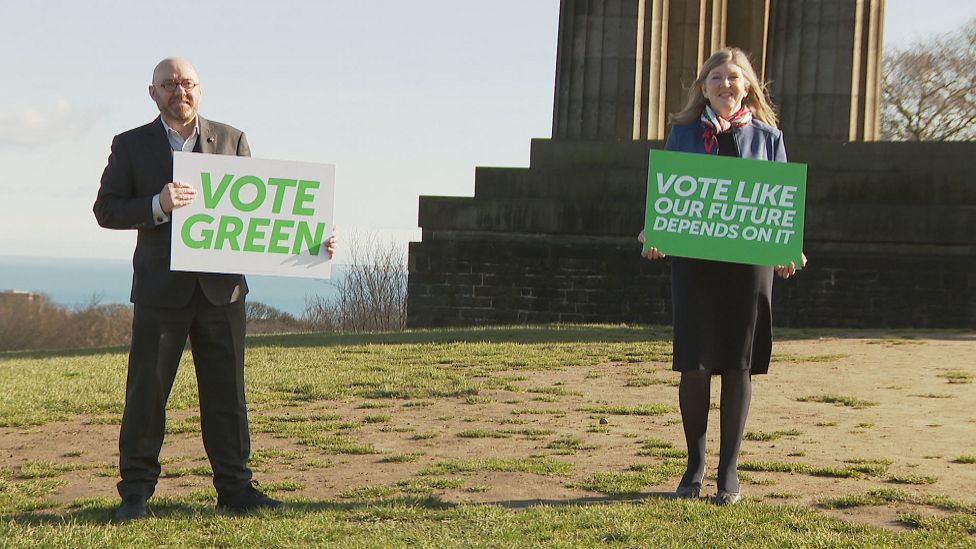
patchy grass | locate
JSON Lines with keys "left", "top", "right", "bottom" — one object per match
{"left": 337, "top": 485, "right": 397, "bottom": 500}
{"left": 744, "top": 429, "right": 802, "bottom": 442}
{"left": 501, "top": 428, "right": 556, "bottom": 439}
{"left": 636, "top": 439, "right": 686, "bottom": 459}
{"left": 820, "top": 487, "right": 976, "bottom": 515}
{"left": 624, "top": 377, "right": 672, "bottom": 387}
{"left": 546, "top": 436, "right": 598, "bottom": 453}
{"left": 796, "top": 394, "right": 878, "bottom": 409}
{"left": 379, "top": 453, "right": 423, "bottom": 464}
{"left": 939, "top": 370, "right": 973, "bottom": 384}
{"left": 572, "top": 461, "right": 685, "bottom": 496}
{"left": 897, "top": 512, "right": 976, "bottom": 536}
{"left": 402, "top": 400, "right": 435, "bottom": 408}
{"left": 511, "top": 408, "right": 567, "bottom": 417}
{"left": 774, "top": 353, "right": 849, "bottom": 363}
{"left": 739, "top": 461, "right": 865, "bottom": 479}
{"left": 579, "top": 404, "right": 675, "bottom": 416}
{"left": 843, "top": 458, "right": 892, "bottom": 477}
{"left": 526, "top": 386, "right": 582, "bottom": 397}
{"left": 886, "top": 474, "right": 938, "bottom": 485}
{"left": 419, "top": 457, "right": 572, "bottom": 477}
{"left": 356, "top": 401, "right": 392, "bottom": 409}
{"left": 395, "top": 478, "right": 465, "bottom": 494}
{"left": 17, "top": 460, "right": 102, "bottom": 479}
{"left": 457, "top": 429, "right": 510, "bottom": 439}
{"left": 951, "top": 455, "right": 976, "bottom": 464}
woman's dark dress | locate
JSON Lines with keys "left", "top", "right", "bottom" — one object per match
{"left": 671, "top": 131, "right": 774, "bottom": 375}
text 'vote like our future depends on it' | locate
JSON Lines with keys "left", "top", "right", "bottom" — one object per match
{"left": 652, "top": 173, "right": 799, "bottom": 244}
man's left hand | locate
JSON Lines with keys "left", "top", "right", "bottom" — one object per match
{"left": 324, "top": 227, "right": 338, "bottom": 259}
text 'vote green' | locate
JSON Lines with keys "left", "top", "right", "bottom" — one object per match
{"left": 181, "top": 214, "right": 327, "bottom": 255}
{"left": 200, "top": 172, "right": 319, "bottom": 215}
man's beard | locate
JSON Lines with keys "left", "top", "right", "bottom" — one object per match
{"left": 166, "top": 100, "right": 196, "bottom": 123}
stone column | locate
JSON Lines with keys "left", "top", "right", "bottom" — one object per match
{"left": 553, "top": 0, "right": 773, "bottom": 141}
{"left": 551, "top": 0, "right": 643, "bottom": 140}
{"left": 552, "top": 0, "right": 882, "bottom": 142}
{"left": 765, "top": 0, "right": 884, "bottom": 141}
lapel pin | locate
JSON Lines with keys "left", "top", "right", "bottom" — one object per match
{"left": 207, "top": 136, "right": 215, "bottom": 143}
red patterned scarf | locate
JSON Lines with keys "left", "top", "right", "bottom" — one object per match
{"left": 701, "top": 105, "right": 752, "bottom": 153}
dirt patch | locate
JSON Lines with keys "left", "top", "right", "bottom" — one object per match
{"left": 2, "top": 332, "right": 974, "bottom": 532}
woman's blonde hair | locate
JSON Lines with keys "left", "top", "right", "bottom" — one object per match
{"left": 669, "top": 47, "right": 778, "bottom": 127}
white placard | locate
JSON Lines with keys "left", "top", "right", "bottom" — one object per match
{"left": 171, "top": 152, "right": 335, "bottom": 279}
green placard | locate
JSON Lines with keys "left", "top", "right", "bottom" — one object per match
{"left": 644, "top": 149, "right": 807, "bottom": 267}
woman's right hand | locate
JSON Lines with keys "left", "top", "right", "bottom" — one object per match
{"left": 638, "top": 230, "right": 666, "bottom": 260}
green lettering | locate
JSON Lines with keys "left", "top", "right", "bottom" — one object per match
{"left": 267, "top": 219, "right": 294, "bottom": 254}
{"left": 292, "top": 221, "right": 326, "bottom": 255}
{"left": 267, "top": 177, "right": 298, "bottom": 214}
{"left": 230, "top": 175, "right": 266, "bottom": 212}
{"left": 293, "top": 180, "right": 319, "bottom": 216}
{"left": 243, "top": 217, "right": 270, "bottom": 253}
{"left": 201, "top": 172, "right": 234, "bottom": 209}
{"left": 214, "top": 215, "right": 244, "bottom": 251}
{"left": 181, "top": 213, "right": 214, "bottom": 249}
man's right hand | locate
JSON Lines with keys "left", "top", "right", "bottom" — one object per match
{"left": 638, "top": 230, "right": 666, "bottom": 260}
{"left": 160, "top": 181, "right": 197, "bottom": 213}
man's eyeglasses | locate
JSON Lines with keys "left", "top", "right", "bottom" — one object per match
{"left": 155, "top": 79, "right": 198, "bottom": 92}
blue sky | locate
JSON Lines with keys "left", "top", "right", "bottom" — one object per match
{"left": 0, "top": 0, "right": 972, "bottom": 262}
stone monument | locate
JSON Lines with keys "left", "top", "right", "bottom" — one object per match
{"left": 408, "top": 0, "right": 975, "bottom": 328}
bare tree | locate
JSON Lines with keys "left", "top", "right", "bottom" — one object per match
{"left": 302, "top": 232, "right": 408, "bottom": 332}
{"left": 881, "top": 18, "right": 976, "bottom": 141}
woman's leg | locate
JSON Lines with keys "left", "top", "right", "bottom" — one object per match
{"left": 678, "top": 369, "right": 712, "bottom": 487}
{"left": 717, "top": 369, "right": 752, "bottom": 493}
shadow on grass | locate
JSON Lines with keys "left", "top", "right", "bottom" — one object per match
{"left": 491, "top": 491, "right": 679, "bottom": 509}
{"left": 247, "top": 324, "right": 672, "bottom": 349}
{"left": 0, "top": 325, "right": 671, "bottom": 361}
{"left": 0, "top": 344, "right": 130, "bottom": 361}
{"left": 248, "top": 325, "right": 976, "bottom": 349}
{"left": 1, "top": 496, "right": 456, "bottom": 526}
{"left": 4, "top": 324, "right": 973, "bottom": 361}
{"left": 2, "top": 491, "right": 691, "bottom": 527}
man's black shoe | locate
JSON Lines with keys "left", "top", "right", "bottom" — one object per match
{"left": 111, "top": 497, "right": 148, "bottom": 522}
{"left": 216, "top": 481, "right": 284, "bottom": 513}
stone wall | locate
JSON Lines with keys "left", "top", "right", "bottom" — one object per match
{"left": 408, "top": 139, "right": 976, "bottom": 328}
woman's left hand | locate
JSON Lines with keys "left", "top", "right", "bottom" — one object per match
{"left": 775, "top": 252, "right": 807, "bottom": 279}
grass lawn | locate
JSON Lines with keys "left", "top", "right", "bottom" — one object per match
{"left": 1, "top": 324, "right": 974, "bottom": 547}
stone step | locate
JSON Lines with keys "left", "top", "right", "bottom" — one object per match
{"left": 418, "top": 196, "right": 643, "bottom": 236}
{"left": 473, "top": 167, "right": 646, "bottom": 200}
{"left": 527, "top": 138, "right": 976, "bottom": 176}
{"left": 418, "top": 195, "right": 976, "bottom": 244}
{"left": 472, "top": 165, "right": 976, "bottom": 204}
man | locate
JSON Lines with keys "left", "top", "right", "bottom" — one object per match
{"left": 94, "top": 57, "right": 332, "bottom": 521}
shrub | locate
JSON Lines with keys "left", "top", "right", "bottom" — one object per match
{"left": 302, "top": 233, "right": 407, "bottom": 332}
{"left": 0, "top": 293, "right": 132, "bottom": 351}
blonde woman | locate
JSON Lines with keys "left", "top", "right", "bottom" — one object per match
{"left": 638, "top": 47, "right": 807, "bottom": 505}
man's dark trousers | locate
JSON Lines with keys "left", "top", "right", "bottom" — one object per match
{"left": 94, "top": 116, "right": 254, "bottom": 501}
{"left": 119, "top": 285, "right": 251, "bottom": 499}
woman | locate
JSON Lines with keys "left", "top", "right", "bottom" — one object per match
{"left": 638, "top": 47, "right": 806, "bottom": 506}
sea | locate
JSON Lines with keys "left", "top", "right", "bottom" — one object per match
{"left": 0, "top": 255, "right": 340, "bottom": 316}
